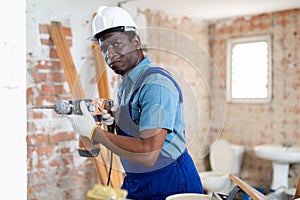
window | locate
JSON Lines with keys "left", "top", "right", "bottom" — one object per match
{"left": 226, "top": 35, "right": 272, "bottom": 103}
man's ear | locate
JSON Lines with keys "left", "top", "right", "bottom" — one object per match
{"left": 133, "top": 35, "right": 141, "bottom": 49}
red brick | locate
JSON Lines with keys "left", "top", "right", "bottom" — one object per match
{"left": 49, "top": 48, "right": 58, "bottom": 59}
{"left": 27, "top": 96, "right": 35, "bottom": 106}
{"left": 30, "top": 71, "right": 47, "bottom": 83}
{"left": 28, "top": 119, "right": 52, "bottom": 133}
{"left": 39, "top": 24, "right": 50, "bottom": 34}
{"left": 35, "top": 95, "right": 59, "bottom": 105}
{"left": 274, "top": 11, "right": 292, "bottom": 26}
{"left": 27, "top": 158, "right": 44, "bottom": 170}
{"left": 293, "top": 107, "right": 300, "bottom": 114}
{"left": 66, "top": 39, "right": 72, "bottom": 47}
{"left": 59, "top": 147, "right": 72, "bottom": 154}
{"left": 27, "top": 121, "right": 36, "bottom": 132}
{"left": 27, "top": 87, "right": 39, "bottom": 96}
{"left": 39, "top": 24, "right": 72, "bottom": 35}
{"left": 36, "top": 60, "right": 61, "bottom": 70}
{"left": 40, "top": 84, "right": 67, "bottom": 95}
{"left": 48, "top": 71, "right": 66, "bottom": 82}
{"left": 27, "top": 110, "right": 45, "bottom": 120}
{"left": 40, "top": 38, "right": 53, "bottom": 46}
{"left": 27, "top": 134, "right": 49, "bottom": 145}
{"left": 48, "top": 154, "right": 74, "bottom": 167}
{"left": 35, "top": 157, "right": 48, "bottom": 169}
{"left": 50, "top": 132, "right": 76, "bottom": 143}
{"left": 36, "top": 144, "right": 56, "bottom": 157}
{"left": 33, "top": 112, "right": 44, "bottom": 119}
{"left": 62, "top": 27, "right": 72, "bottom": 37}
{"left": 259, "top": 21, "right": 271, "bottom": 30}
{"left": 27, "top": 87, "right": 34, "bottom": 96}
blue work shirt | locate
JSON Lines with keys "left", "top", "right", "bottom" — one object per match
{"left": 118, "top": 56, "right": 186, "bottom": 160}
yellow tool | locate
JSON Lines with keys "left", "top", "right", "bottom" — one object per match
{"left": 86, "top": 184, "right": 127, "bottom": 200}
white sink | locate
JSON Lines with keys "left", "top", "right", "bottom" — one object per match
{"left": 254, "top": 144, "right": 300, "bottom": 190}
{"left": 254, "top": 144, "right": 300, "bottom": 163}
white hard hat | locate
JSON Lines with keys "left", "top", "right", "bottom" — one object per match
{"left": 88, "top": 6, "right": 137, "bottom": 41}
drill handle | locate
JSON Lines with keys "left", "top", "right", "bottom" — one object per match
{"left": 107, "top": 123, "right": 115, "bottom": 134}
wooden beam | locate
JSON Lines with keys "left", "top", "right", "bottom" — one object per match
{"left": 92, "top": 43, "right": 125, "bottom": 188}
{"left": 92, "top": 43, "right": 110, "bottom": 99}
{"left": 49, "top": 21, "right": 109, "bottom": 186}
{"left": 49, "top": 21, "right": 85, "bottom": 98}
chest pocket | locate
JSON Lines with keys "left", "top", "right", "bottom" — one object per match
{"left": 130, "top": 102, "right": 140, "bottom": 125}
{"left": 128, "top": 82, "right": 143, "bottom": 125}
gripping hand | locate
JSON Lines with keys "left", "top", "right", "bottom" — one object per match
{"left": 102, "top": 109, "right": 114, "bottom": 125}
{"left": 69, "top": 101, "right": 97, "bottom": 139}
{"left": 111, "top": 104, "right": 120, "bottom": 125}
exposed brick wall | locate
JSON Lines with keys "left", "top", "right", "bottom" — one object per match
{"left": 209, "top": 9, "right": 300, "bottom": 189}
{"left": 27, "top": 23, "right": 97, "bottom": 200}
{"left": 144, "top": 8, "right": 300, "bottom": 191}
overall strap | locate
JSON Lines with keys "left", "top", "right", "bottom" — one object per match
{"left": 116, "top": 67, "right": 183, "bottom": 137}
{"left": 117, "top": 67, "right": 183, "bottom": 109}
{"left": 132, "top": 67, "right": 183, "bottom": 103}
{"left": 128, "top": 67, "right": 183, "bottom": 119}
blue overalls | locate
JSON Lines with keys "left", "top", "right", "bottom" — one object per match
{"left": 117, "top": 66, "right": 204, "bottom": 200}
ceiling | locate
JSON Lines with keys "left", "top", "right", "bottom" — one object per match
{"left": 121, "top": 0, "right": 300, "bottom": 20}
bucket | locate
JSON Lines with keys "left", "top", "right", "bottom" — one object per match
{"left": 166, "top": 193, "right": 210, "bottom": 200}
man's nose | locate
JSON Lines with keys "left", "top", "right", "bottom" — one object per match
{"left": 107, "top": 46, "right": 117, "bottom": 60}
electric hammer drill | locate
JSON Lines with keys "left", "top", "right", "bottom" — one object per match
{"left": 29, "top": 98, "right": 114, "bottom": 157}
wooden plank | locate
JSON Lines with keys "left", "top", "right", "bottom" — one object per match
{"left": 92, "top": 43, "right": 125, "bottom": 188}
{"left": 49, "top": 21, "right": 109, "bottom": 186}
{"left": 229, "top": 173, "right": 269, "bottom": 200}
{"left": 49, "top": 21, "right": 84, "bottom": 98}
{"left": 92, "top": 43, "right": 110, "bottom": 99}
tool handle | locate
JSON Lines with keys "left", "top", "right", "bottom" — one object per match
{"left": 78, "top": 136, "right": 100, "bottom": 157}
{"left": 107, "top": 123, "right": 115, "bottom": 134}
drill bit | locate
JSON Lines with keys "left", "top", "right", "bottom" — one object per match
{"left": 28, "top": 105, "right": 55, "bottom": 110}
{"left": 27, "top": 100, "right": 72, "bottom": 114}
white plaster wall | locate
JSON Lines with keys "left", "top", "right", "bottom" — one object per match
{"left": 0, "top": 0, "right": 26, "bottom": 199}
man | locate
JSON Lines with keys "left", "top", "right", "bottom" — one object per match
{"left": 70, "top": 6, "right": 204, "bottom": 200}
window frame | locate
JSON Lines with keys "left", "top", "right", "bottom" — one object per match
{"left": 226, "top": 34, "right": 272, "bottom": 103}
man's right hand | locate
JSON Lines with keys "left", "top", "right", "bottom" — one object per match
{"left": 111, "top": 104, "right": 120, "bottom": 125}
{"left": 102, "top": 109, "right": 114, "bottom": 125}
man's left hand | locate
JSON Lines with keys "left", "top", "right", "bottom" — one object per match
{"left": 69, "top": 101, "right": 98, "bottom": 139}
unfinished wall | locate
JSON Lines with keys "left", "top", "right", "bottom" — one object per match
{"left": 143, "top": 8, "right": 300, "bottom": 191}
{"left": 27, "top": 1, "right": 300, "bottom": 198}
{"left": 27, "top": 22, "right": 99, "bottom": 200}
{"left": 209, "top": 9, "right": 300, "bottom": 189}
{"left": 26, "top": 0, "right": 119, "bottom": 199}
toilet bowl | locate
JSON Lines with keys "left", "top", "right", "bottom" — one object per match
{"left": 230, "top": 144, "right": 245, "bottom": 177}
{"left": 199, "top": 140, "right": 244, "bottom": 195}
